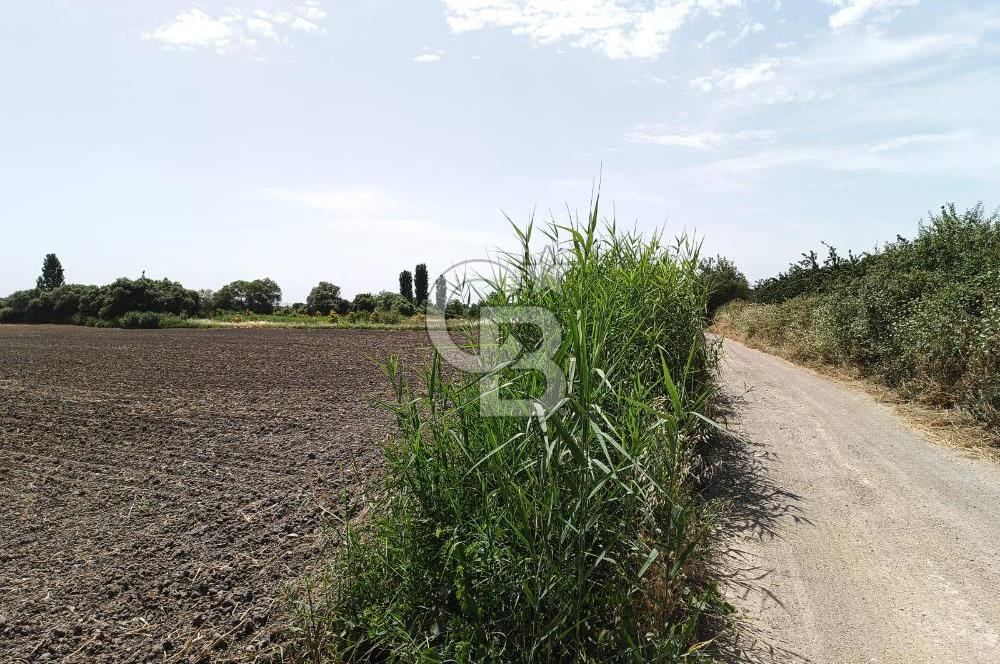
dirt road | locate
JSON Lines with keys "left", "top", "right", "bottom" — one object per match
{"left": 717, "top": 339, "right": 1000, "bottom": 664}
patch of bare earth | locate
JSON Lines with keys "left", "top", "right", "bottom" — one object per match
{"left": 0, "top": 325, "right": 430, "bottom": 663}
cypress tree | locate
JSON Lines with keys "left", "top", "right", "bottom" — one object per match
{"left": 399, "top": 270, "right": 414, "bottom": 302}
{"left": 415, "top": 264, "right": 429, "bottom": 306}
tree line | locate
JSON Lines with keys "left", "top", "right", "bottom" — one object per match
{"left": 0, "top": 255, "right": 466, "bottom": 326}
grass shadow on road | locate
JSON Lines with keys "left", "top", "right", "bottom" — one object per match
{"left": 703, "top": 388, "right": 814, "bottom": 664}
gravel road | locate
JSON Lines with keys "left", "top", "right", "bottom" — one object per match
{"left": 717, "top": 338, "right": 1000, "bottom": 664}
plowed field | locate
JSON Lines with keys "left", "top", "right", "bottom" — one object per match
{"left": 0, "top": 325, "right": 429, "bottom": 663}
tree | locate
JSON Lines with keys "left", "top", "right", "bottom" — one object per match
{"left": 36, "top": 254, "right": 65, "bottom": 291}
{"left": 214, "top": 278, "right": 282, "bottom": 314}
{"left": 306, "top": 281, "right": 346, "bottom": 314}
{"left": 435, "top": 275, "right": 447, "bottom": 310}
{"left": 699, "top": 256, "right": 750, "bottom": 314}
{"left": 100, "top": 276, "right": 200, "bottom": 319}
{"left": 197, "top": 289, "right": 216, "bottom": 317}
{"left": 399, "top": 270, "right": 414, "bottom": 303}
{"left": 414, "top": 264, "right": 429, "bottom": 306}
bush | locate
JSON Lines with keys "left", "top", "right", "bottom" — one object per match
{"left": 370, "top": 309, "right": 401, "bottom": 325}
{"left": 444, "top": 298, "right": 468, "bottom": 317}
{"left": 0, "top": 307, "right": 16, "bottom": 323}
{"left": 374, "top": 291, "right": 415, "bottom": 316}
{"left": 119, "top": 311, "right": 162, "bottom": 329}
{"left": 351, "top": 293, "right": 376, "bottom": 313}
{"left": 295, "top": 204, "right": 724, "bottom": 662}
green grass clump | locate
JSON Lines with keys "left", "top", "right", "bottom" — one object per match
{"left": 293, "top": 201, "right": 727, "bottom": 662}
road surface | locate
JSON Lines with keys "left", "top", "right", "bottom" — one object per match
{"left": 716, "top": 339, "right": 1000, "bottom": 664}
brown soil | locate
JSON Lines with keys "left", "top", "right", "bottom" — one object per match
{"left": 0, "top": 325, "right": 431, "bottom": 663}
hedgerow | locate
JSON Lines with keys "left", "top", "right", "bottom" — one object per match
{"left": 715, "top": 203, "right": 1000, "bottom": 428}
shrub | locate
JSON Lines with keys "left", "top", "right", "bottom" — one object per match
{"left": 345, "top": 310, "right": 371, "bottom": 323}
{"left": 295, "top": 203, "right": 724, "bottom": 662}
{"left": 444, "top": 298, "right": 468, "bottom": 317}
{"left": 0, "top": 307, "right": 16, "bottom": 323}
{"left": 351, "top": 293, "right": 376, "bottom": 313}
{"left": 375, "top": 291, "right": 415, "bottom": 316}
{"left": 370, "top": 309, "right": 401, "bottom": 325}
{"left": 119, "top": 311, "right": 162, "bottom": 329}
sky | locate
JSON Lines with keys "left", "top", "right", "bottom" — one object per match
{"left": 2, "top": 0, "right": 999, "bottom": 302}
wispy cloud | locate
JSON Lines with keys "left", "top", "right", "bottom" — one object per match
{"left": 686, "top": 11, "right": 994, "bottom": 106}
{"left": 624, "top": 125, "right": 771, "bottom": 150}
{"left": 696, "top": 131, "right": 994, "bottom": 180}
{"left": 700, "top": 29, "right": 726, "bottom": 48}
{"left": 143, "top": 3, "right": 327, "bottom": 55}
{"left": 823, "top": 0, "right": 919, "bottom": 29}
{"left": 690, "top": 57, "right": 779, "bottom": 93}
{"left": 441, "top": 0, "right": 744, "bottom": 59}
{"left": 866, "top": 130, "right": 975, "bottom": 153}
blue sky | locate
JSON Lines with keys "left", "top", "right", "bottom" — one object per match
{"left": 3, "top": 0, "right": 999, "bottom": 302}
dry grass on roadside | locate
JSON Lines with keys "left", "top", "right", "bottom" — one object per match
{"left": 711, "top": 326, "right": 1000, "bottom": 462}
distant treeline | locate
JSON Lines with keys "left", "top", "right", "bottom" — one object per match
{"left": 716, "top": 203, "right": 1000, "bottom": 428}
{"left": 0, "top": 257, "right": 471, "bottom": 328}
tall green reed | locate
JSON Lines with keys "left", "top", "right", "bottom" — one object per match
{"left": 295, "top": 200, "right": 726, "bottom": 662}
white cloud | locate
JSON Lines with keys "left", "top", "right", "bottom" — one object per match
{"left": 689, "top": 57, "right": 779, "bottom": 92}
{"left": 823, "top": 0, "right": 918, "bottom": 30}
{"left": 685, "top": 13, "right": 992, "bottom": 106}
{"left": 143, "top": 9, "right": 234, "bottom": 51}
{"left": 143, "top": 4, "right": 327, "bottom": 55}
{"left": 414, "top": 48, "right": 444, "bottom": 63}
{"left": 441, "top": 0, "right": 743, "bottom": 59}
{"left": 624, "top": 126, "right": 771, "bottom": 150}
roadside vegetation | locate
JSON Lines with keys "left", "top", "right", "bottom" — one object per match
{"left": 713, "top": 203, "right": 1000, "bottom": 434}
{"left": 291, "top": 203, "right": 729, "bottom": 662}
{"left": 0, "top": 257, "right": 472, "bottom": 330}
